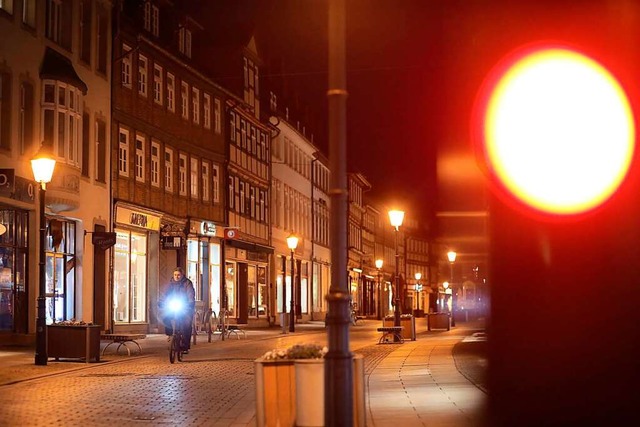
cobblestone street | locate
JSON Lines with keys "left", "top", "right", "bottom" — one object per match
{"left": 0, "top": 319, "right": 487, "bottom": 426}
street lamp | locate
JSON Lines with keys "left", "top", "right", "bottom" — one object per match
{"left": 31, "top": 146, "right": 56, "bottom": 366}
{"left": 375, "top": 259, "right": 383, "bottom": 320}
{"left": 388, "top": 209, "right": 404, "bottom": 340}
{"left": 287, "top": 234, "right": 299, "bottom": 333}
{"left": 447, "top": 250, "right": 457, "bottom": 327}
{"left": 414, "top": 272, "right": 422, "bottom": 313}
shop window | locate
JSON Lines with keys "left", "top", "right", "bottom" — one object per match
{"left": 187, "top": 239, "right": 202, "bottom": 301}
{"left": 113, "top": 229, "right": 147, "bottom": 323}
{"left": 0, "top": 209, "right": 29, "bottom": 333}
{"left": 224, "top": 262, "right": 236, "bottom": 316}
{"left": 44, "top": 219, "right": 76, "bottom": 324}
{"left": 209, "top": 243, "right": 221, "bottom": 315}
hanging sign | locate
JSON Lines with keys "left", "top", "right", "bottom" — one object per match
{"left": 92, "top": 232, "right": 117, "bottom": 250}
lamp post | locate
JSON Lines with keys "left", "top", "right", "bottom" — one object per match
{"left": 388, "top": 210, "right": 404, "bottom": 340}
{"left": 375, "top": 259, "right": 383, "bottom": 320}
{"left": 447, "top": 250, "right": 457, "bottom": 327}
{"left": 287, "top": 234, "right": 299, "bottom": 333}
{"left": 414, "top": 272, "right": 422, "bottom": 313}
{"left": 31, "top": 146, "right": 56, "bottom": 366}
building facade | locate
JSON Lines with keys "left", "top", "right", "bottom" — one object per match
{"left": 0, "top": 0, "right": 112, "bottom": 341}
{"left": 270, "top": 103, "right": 330, "bottom": 326}
{"left": 111, "top": 0, "right": 227, "bottom": 333}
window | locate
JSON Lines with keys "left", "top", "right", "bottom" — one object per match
{"left": 192, "top": 87, "right": 200, "bottom": 124}
{"left": 113, "top": 229, "right": 147, "bottom": 323}
{"left": 121, "top": 44, "right": 132, "bottom": 88}
{"left": 164, "top": 148, "right": 173, "bottom": 192}
{"left": 190, "top": 157, "right": 198, "bottom": 198}
{"left": 228, "top": 175, "right": 235, "bottom": 210}
{"left": 151, "top": 3, "right": 159, "bottom": 36}
{"left": 166, "top": 72, "right": 175, "bottom": 112}
{"left": 118, "top": 127, "right": 129, "bottom": 177}
{"left": 179, "top": 27, "right": 192, "bottom": 58}
{"left": 214, "top": 98, "right": 221, "bottom": 134}
{"left": 153, "top": 64, "right": 163, "bottom": 105}
{"left": 212, "top": 164, "right": 220, "bottom": 203}
{"left": 202, "top": 162, "right": 210, "bottom": 201}
{"left": 0, "top": 0, "right": 14, "bottom": 15}
{"left": 151, "top": 141, "right": 160, "bottom": 187}
{"left": 46, "top": 0, "right": 71, "bottom": 50}
{"left": 138, "top": 54, "right": 148, "bottom": 97}
{"left": 143, "top": 1, "right": 150, "bottom": 32}
{"left": 203, "top": 93, "right": 211, "bottom": 129}
{"left": 22, "top": 0, "right": 36, "bottom": 28}
{"left": 135, "top": 134, "right": 145, "bottom": 182}
{"left": 181, "top": 81, "right": 188, "bottom": 119}
{"left": 95, "top": 118, "right": 106, "bottom": 183}
{"left": 0, "top": 72, "right": 9, "bottom": 150}
{"left": 79, "top": 0, "right": 92, "bottom": 64}
{"left": 82, "top": 112, "right": 90, "bottom": 176}
{"left": 41, "top": 81, "right": 81, "bottom": 167}
{"left": 96, "top": 4, "right": 108, "bottom": 74}
{"left": 179, "top": 154, "right": 187, "bottom": 196}
{"left": 18, "top": 82, "right": 33, "bottom": 155}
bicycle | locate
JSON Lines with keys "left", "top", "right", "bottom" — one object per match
{"left": 166, "top": 297, "right": 188, "bottom": 363}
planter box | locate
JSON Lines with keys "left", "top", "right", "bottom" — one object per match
{"left": 47, "top": 324, "right": 101, "bottom": 363}
{"left": 255, "top": 355, "right": 365, "bottom": 427}
{"left": 383, "top": 315, "right": 416, "bottom": 340}
{"left": 427, "top": 313, "right": 451, "bottom": 331}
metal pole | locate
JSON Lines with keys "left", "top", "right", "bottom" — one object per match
{"left": 281, "top": 256, "right": 287, "bottom": 334}
{"left": 325, "top": 0, "right": 353, "bottom": 424}
{"left": 35, "top": 184, "right": 47, "bottom": 365}
{"left": 377, "top": 269, "right": 381, "bottom": 320}
{"left": 289, "top": 249, "right": 295, "bottom": 332}
{"left": 394, "top": 228, "right": 401, "bottom": 339}
{"left": 450, "top": 262, "right": 456, "bottom": 327}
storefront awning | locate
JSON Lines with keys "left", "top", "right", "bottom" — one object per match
{"left": 226, "top": 239, "right": 274, "bottom": 254}
{"left": 40, "top": 47, "right": 88, "bottom": 94}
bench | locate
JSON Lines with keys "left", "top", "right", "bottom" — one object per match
{"left": 100, "top": 333, "right": 146, "bottom": 356}
{"left": 377, "top": 326, "right": 404, "bottom": 344}
{"left": 218, "top": 324, "right": 246, "bottom": 340}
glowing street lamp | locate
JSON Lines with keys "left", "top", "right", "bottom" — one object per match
{"left": 375, "top": 259, "right": 383, "bottom": 320}
{"left": 414, "top": 272, "right": 422, "bottom": 313}
{"left": 287, "top": 234, "right": 299, "bottom": 333}
{"left": 447, "top": 251, "right": 457, "bottom": 326}
{"left": 31, "top": 146, "right": 56, "bottom": 366}
{"left": 388, "top": 210, "right": 404, "bottom": 340}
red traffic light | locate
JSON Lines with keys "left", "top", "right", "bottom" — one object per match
{"left": 473, "top": 43, "right": 635, "bottom": 218}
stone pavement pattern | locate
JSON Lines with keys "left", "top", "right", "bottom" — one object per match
{"left": 0, "top": 319, "right": 487, "bottom": 426}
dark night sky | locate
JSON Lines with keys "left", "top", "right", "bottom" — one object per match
{"left": 202, "top": 0, "right": 640, "bottom": 234}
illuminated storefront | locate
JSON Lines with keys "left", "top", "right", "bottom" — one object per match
{"left": 113, "top": 204, "right": 160, "bottom": 333}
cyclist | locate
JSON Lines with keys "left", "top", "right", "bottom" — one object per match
{"left": 159, "top": 267, "right": 195, "bottom": 354}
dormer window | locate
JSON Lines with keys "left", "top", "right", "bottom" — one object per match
{"left": 179, "top": 27, "right": 192, "bottom": 59}
{"left": 143, "top": 1, "right": 159, "bottom": 37}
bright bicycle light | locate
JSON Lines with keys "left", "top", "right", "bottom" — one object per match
{"left": 168, "top": 298, "right": 184, "bottom": 313}
{"left": 475, "top": 44, "right": 635, "bottom": 216}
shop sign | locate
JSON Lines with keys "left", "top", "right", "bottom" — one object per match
{"left": 92, "top": 232, "right": 117, "bottom": 250}
{"left": 162, "top": 235, "right": 183, "bottom": 249}
{"left": 200, "top": 221, "right": 217, "bottom": 236}
{"left": 0, "top": 169, "right": 15, "bottom": 196}
{"left": 116, "top": 206, "right": 160, "bottom": 231}
{"left": 224, "top": 228, "right": 237, "bottom": 239}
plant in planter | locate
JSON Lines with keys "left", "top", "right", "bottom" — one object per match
{"left": 261, "top": 343, "right": 328, "bottom": 361}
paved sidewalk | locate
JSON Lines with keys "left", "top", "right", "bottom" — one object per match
{"left": 0, "top": 319, "right": 487, "bottom": 426}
